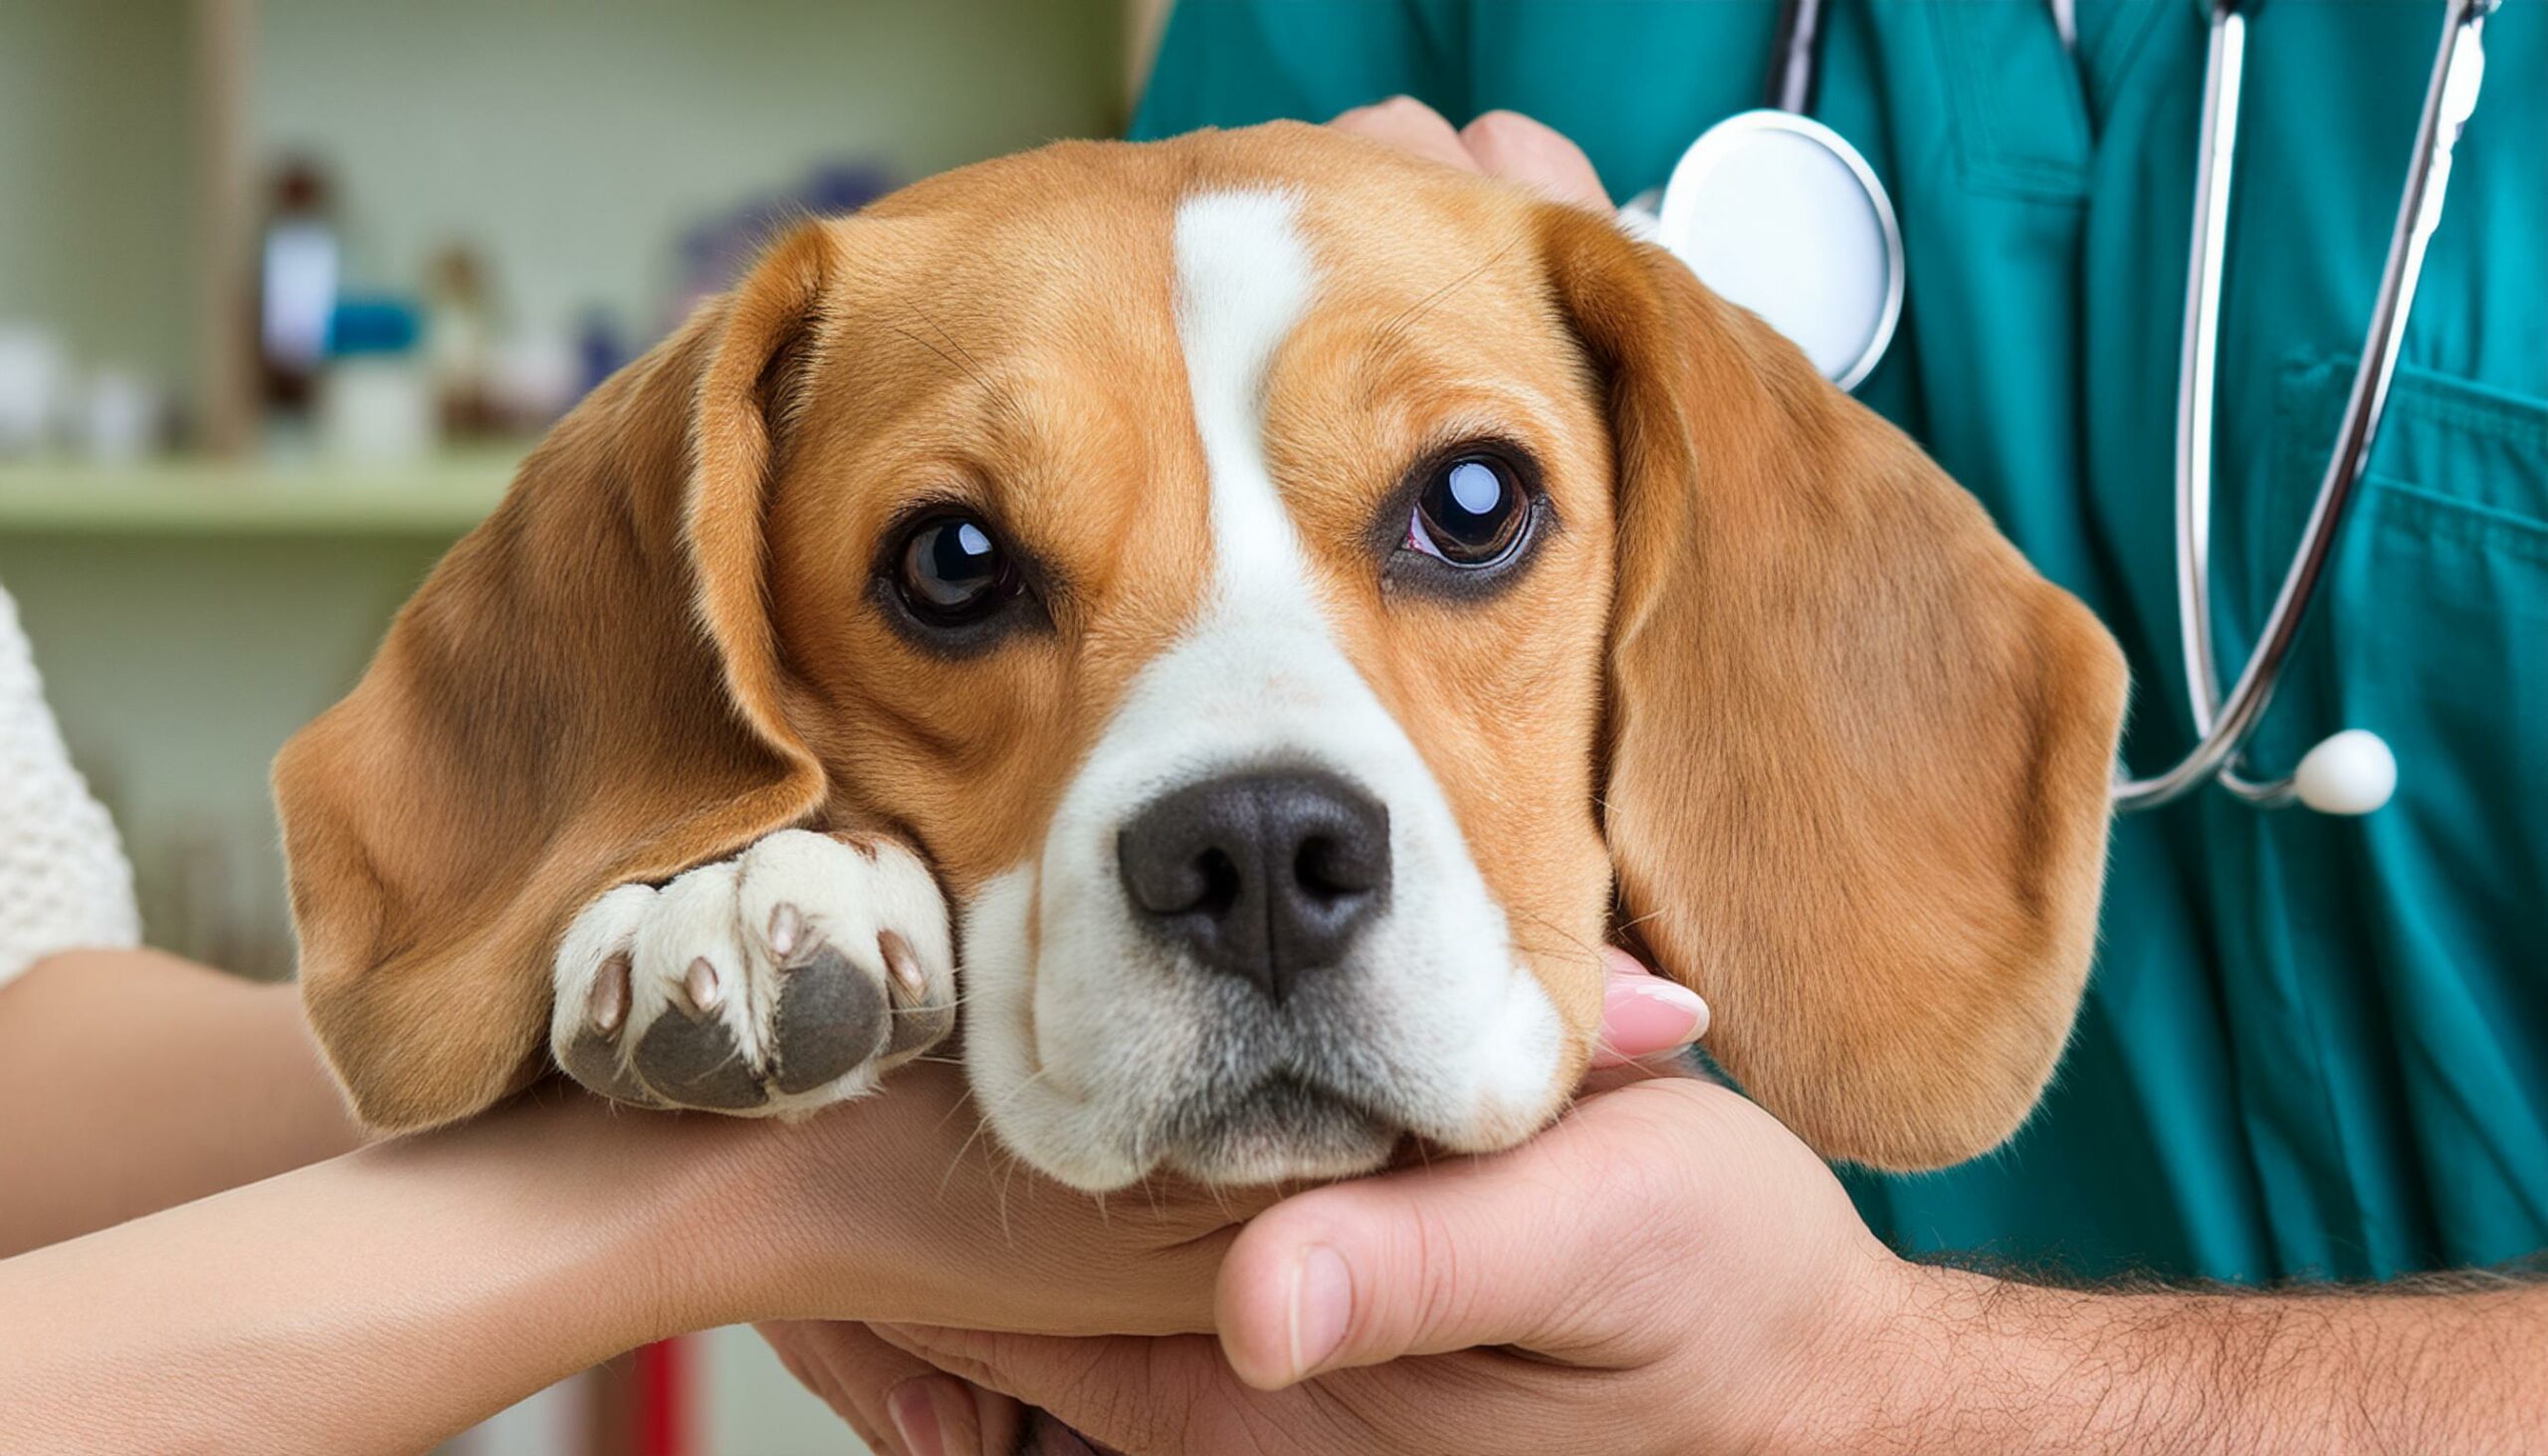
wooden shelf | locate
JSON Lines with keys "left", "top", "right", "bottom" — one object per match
{"left": 0, "top": 451, "right": 521, "bottom": 536}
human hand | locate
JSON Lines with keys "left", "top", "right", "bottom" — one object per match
{"left": 1327, "top": 97, "right": 1610, "bottom": 212}
{"left": 768, "top": 1047, "right": 2548, "bottom": 1456}
{"left": 684, "top": 944, "right": 1705, "bottom": 1344}
{"left": 671, "top": 1056, "right": 1251, "bottom": 1341}
{"left": 763, "top": 953, "right": 1776, "bottom": 1456}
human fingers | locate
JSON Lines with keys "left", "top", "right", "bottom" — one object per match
{"left": 756, "top": 1320, "right": 915, "bottom": 1453}
{"left": 701, "top": 1061, "right": 1253, "bottom": 1337}
{"left": 877, "top": 1321, "right": 1611, "bottom": 1456}
{"left": 1327, "top": 96, "right": 1480, "bottom": 174}
{"left": 757, "top": 1320, "right": 1023, "bottom": 1456}
{"left": 1455, "top": 109, "right": 1612, "bottom": 209}
{"left": 1590, "top": 946, "right": 1710, "bottom": 1069}
{"left": 876, "top": 1325, "right": 1252, "bottom": 1456}
{"left": 1211, "top": 1082, "right": 1728, "bottom": 1389}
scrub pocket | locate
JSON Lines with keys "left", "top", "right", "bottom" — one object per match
{"left": 2241, "top": 355, "right": 2548, "bottom": 1272}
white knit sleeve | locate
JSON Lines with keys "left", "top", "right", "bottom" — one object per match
{"left": 0, "top": 581, "right": 140, "bottom": 986}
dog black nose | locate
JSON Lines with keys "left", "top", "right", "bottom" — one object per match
{"left": 1117, "top": 769, "right": 1390, "bottom": 1002}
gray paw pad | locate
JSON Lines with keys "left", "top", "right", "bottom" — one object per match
{"left": 557, "top": 1032, "right": 665, "bottom": 1108}
{"left": 771, "top": 941, "right": 890, "bottom": 1094}
{"left": 885, "top": 992, "right": 957, "bottom": 1059}
{"left": 632, "top": 1010, "right": 765, "bottom": 1110}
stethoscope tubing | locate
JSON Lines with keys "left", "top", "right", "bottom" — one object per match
{"left": 1635, "top": 0, "right": 2490, "bottom": 814}
{"left": 1765, "top": 0, "right": 1825, "bottom": 112}
{"left": 2112, "top": 0, "right": 2497, "bottom": 812}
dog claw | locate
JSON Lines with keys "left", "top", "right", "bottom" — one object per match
{"left": 879, "top": 929, "right": 927, "bottom": 1000}
{"left": 588, "top": 954, "right": 631, "bottom": 1035}
{"left": 554, "top": 829, "right": 953, "bottom": 1116}
{"left": 683, "top": 956, "right": 724, "bottom": 1015}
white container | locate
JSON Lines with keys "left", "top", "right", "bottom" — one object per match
{"left": 0, "top": 325, "right": 65, "bottom": 455}
{"left": 320, "top": 357, "right": 436, "bottom": 465}
{"left": 80, "top": 368, "right": 161, "bottom": 462}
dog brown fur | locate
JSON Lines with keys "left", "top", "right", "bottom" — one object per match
{"left": 277, "top": 122, "right": 2125, "bottom": 1169}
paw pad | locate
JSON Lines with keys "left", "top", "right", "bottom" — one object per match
{"left": 547, "top": 829, "right": 954, "bottom": 1116}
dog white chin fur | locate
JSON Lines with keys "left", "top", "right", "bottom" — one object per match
{"left": 956, "top": 189, "right": 1567, "bottom": 1193}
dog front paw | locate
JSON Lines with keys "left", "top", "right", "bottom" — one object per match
{"left": 548, "top": 829, "right": 955, "bottom": 1115}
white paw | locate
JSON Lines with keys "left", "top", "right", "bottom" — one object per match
{"left": 549, "top": 829, "right": 955, "bottom": 1116}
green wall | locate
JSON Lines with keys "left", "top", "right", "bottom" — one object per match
{"left": 0, "top": 1, "right": 196, "bottom": 390}
{"left": 0, "top": 527, "right": 452, "bottom": 977}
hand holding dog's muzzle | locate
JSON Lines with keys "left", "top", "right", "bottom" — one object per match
{"left": 841, "top": 1074, "right": 1889, "bottom": 1456}
{"left": 684, "top": 1056, "right": 1262, "bottom": 1344}
{"left": 757, "top": 953, "right": 1716, "bottom": 1456}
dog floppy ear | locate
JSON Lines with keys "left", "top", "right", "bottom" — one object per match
{"left": 275, "top": 224, "right": 842, "bottom": 1132}
{"left": 1544, "top": 208, "right": 2127, "bottom": 1170}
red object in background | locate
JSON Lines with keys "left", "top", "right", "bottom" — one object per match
{"left": 581, "top": 1338, "right": 692, "bottom": 1456}
{"left": 634, "top": 1338, "right": 692, "bottom": 1456}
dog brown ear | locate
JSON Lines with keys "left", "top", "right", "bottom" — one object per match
{"left": 275, "top": 224, "right": 842, "bottom": 1132}
{"left": 1543, "top": 208, "right": 2127, "bottom": 1169}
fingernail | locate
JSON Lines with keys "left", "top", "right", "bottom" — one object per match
{"left": 887, "top": 1376, "right": 947, "bottom": 1456}
{"left": 1288, "top": 1245, "right": 1353, "bottom": 1380}
{"left": 1602, "top": 976, "right": 1710, "bottom": 1049}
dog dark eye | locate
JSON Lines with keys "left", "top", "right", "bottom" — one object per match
{"left": 894, "top": 514, "right": 1019, "bottom": 625}
{"left": 1408, "top": 455, "right": 1529, "bottom": 567}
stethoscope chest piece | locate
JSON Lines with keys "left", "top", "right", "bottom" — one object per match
{"left": 2292, "top": 728, "right": 2398, "bottom": 816}
{"left": 1650, "top": 109, "right": 1904, "bottom": 392}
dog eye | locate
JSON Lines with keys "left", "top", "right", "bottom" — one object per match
{"left": 1407, "top": 455, "right": 1530, "bottom": 567}
{"left": 894, "top": 513, "right": 1020, "bottom": 625}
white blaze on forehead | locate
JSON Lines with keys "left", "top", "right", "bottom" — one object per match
{"left": 1173, "top": 189, "right": 1318, "bottom": 601}
{"left": 1165, "top": 184, "right": 1560, "bottom": 1130}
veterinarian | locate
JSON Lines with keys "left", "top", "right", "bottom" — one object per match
{"left": 768, "top": 2, "right": 2548, "bottom": 1450}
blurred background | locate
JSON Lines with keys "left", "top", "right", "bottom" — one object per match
{"left": 0, "top": 1, "right": 1167, "bottom": 1450}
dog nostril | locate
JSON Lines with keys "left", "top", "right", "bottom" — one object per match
{"left": 1118, "top": 769, "right": 1392, "bottom": 1000}
{"left": 1194, "top": 846, "right": 1243, "bottom": 918}
{"left": 1294, "top": 834, "right": 1375, "bottom": 902}
{"left": 1123, "top": 843, "right": 1243, "bottom": 919}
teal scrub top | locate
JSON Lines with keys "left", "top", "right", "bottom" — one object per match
{"left": 1134, "top": 0, "right": 2548, "bottom": 1285}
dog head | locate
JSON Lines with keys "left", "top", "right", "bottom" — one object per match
{"left": 277, "top": 123, "right": 2125, "bottom": 1186}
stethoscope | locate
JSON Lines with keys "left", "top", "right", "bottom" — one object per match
{"left": 1623, "top": 0, "right": 2501, "bottom": 817}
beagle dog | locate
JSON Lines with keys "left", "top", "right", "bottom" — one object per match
{"left": 275, "top": 122, "right": 2126, "bottom": 1191}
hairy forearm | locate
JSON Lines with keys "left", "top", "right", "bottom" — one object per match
{"left": 0, "top": 949, "right": 361, "bottom": 1254}
{"left": 0, "top": 1090, "right": 733, "bottom": 1455}
{"left": 1838, "top": 1263, "right": 2547, "bottom": 1453}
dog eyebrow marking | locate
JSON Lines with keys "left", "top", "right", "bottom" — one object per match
{"left": 1171, "top": 189, "right": 1318, "bottom": 605}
